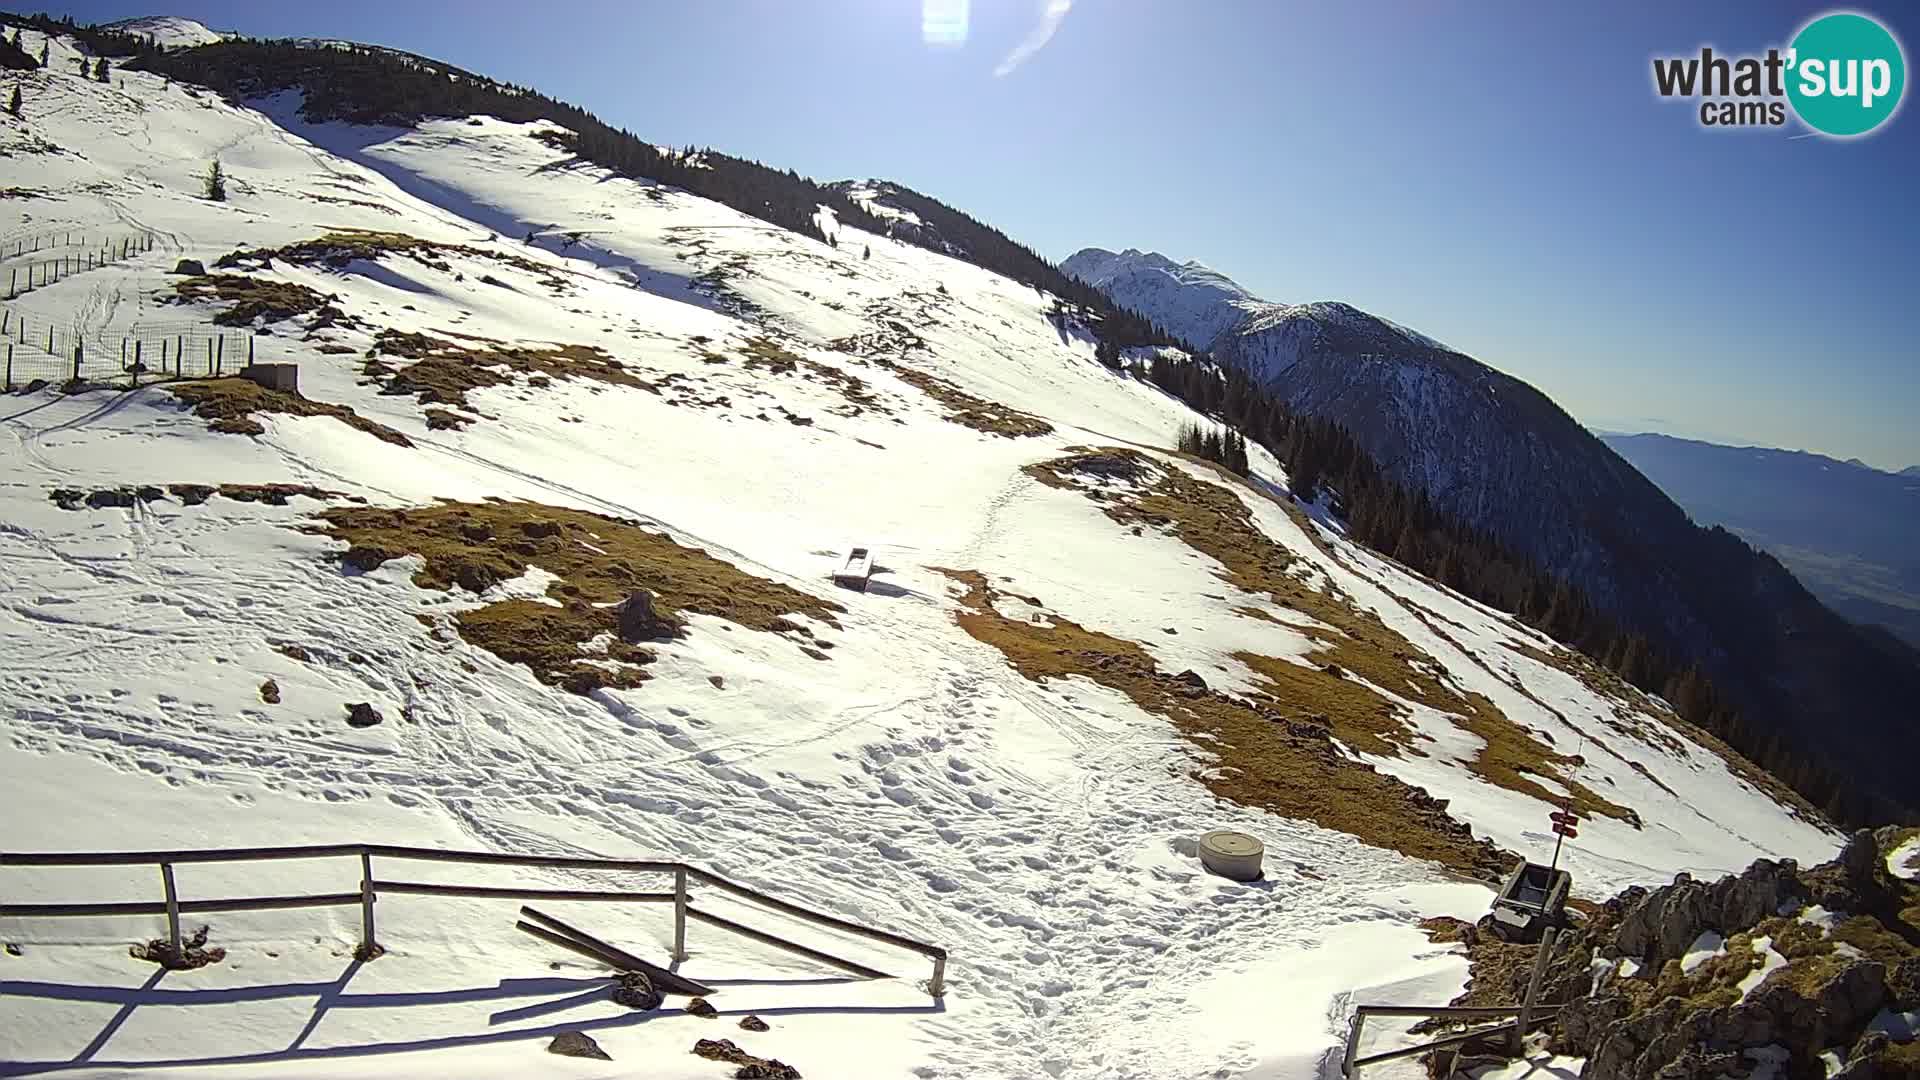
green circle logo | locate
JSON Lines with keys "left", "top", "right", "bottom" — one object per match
{"left": 1787, "top": 12, "right": 1906, "bottom": 136}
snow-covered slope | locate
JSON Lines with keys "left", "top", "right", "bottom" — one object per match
{"left": 103, "top": 15, "right": 225, "bottom": 49}
{"left": 1063, "top": 248, "right": 1920, "bottom": 823}
{"left": 0, "top": 36, "right": 1839, "bottom": 1080}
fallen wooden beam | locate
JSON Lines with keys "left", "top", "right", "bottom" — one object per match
{"left": 686, "top": 904, "right": 893, "bottom": 980}
{"left": 516, "top": 906, "right": 714, "bottom": 997}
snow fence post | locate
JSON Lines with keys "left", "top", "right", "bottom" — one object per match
{"left": 672, "top": 867, "right": 688, "bottom": 962}
{"left": 1513, "top": 926, "right": 1557, "bottom": 1054}
{"left": 160, "top": 862, "right": 183, "bottom": 961}
{"left": 929, "top": 951, "right": 947, "bottom": 999}
{"left": 358, "top": 849, "right": 378, "bottom": 959}
{"left": 5, "top": 344, "right": 13, "bottom": 393}
{"left": 71, "top": 344, "right": 81, "bottom": 384}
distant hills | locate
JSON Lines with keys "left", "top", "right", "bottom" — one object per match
{"left": 1601, "top": 433, "right": 1920, "bottom": 647}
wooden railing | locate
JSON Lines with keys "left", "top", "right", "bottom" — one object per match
{"left": 1340, "top": 927, "right": 1562, "bottom": 1075}
{"left": 0, "top": 843, "right": 948, "bottom": 998}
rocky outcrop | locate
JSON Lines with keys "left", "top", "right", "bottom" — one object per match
{"left": 1446, "top": 833, "right": 1920, "bottom": 1079}
{"left": 1612, "top": 858, "right": 1804, "bottom": 969}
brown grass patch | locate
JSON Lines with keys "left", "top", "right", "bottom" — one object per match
{"left": 167, "top": 379, "right": 412, "bottom": 447}
{"left": 935, "top": 567, "right": 1510, "bottom": 877}
{"left": 171, "top": 274, "right": 345, "bottom": 327}
{"left": 217, "top": 229, "right": 572, "bottom": 293}
{"left": 367, "top": 329, "right": 654, "bottom": 413}
{"left": 703, "top": 335, "right": 887, "bottom": 417}
{"left": 1027, "top": 448, "right": 1639, "bottom": 827}
{"left": 879, "top": 358, "right": 1052, "bottom": 437}
{"left": 317, "top": 501, "right": 842, "bottom": 694}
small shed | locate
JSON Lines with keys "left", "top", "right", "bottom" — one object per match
{"left": 833, "top": 547, "right": 874, "bottom": 592}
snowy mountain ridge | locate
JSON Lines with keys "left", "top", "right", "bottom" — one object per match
{"left": 1063, "top": 247, "right": 1920, "bottom": 824}
{"left": 0, "top": 22, "right": 1844, "bottom": 1080}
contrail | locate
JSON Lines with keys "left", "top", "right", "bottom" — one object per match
{"left": 995, "top": 0, "right": 1072, "bottom": 77}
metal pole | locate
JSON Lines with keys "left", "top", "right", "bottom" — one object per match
{"left": 358, "top": 850, "right": 377, "bottom": 957}
{"left": 1513, "top": 927, "right": 1557, "bottom": 1054}
{"left": 1341, "top": 1010, "right": 1363, "bottom": 1078}
{"left": 672, "top": 867, "right": 688, "bottom": 962}
{"left": 160, "top": 862, "right": 183, "bottom": 959}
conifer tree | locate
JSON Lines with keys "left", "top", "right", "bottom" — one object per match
{"left": 204, "top": 158, "right": 226, "bottom": 201}
{"left": 94, "top": 57, "right": 110, "bottom": 82}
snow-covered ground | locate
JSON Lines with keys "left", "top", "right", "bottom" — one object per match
{"left": 1, "top": 26, "right": 1840, "bottom": 1080}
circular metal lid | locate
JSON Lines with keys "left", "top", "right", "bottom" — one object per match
{"left": 1200, "top": 830, "right": 1264, "bottom": 857}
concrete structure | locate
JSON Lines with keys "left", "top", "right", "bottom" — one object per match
{"left": 1198, "top": 830, "right": 1264, "bottom": 881}
{"left": 239, "top": 363, "right": 298, "bottom": 395}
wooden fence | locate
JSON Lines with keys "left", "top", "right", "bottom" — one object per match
{"left": 0, "top": 843, "right": 949, "bottom": 998}
{"left": 2, "top": 231, "right": 157, "bottom": 301}
{"left": 1340, "top": 928, "right": 1562, "bottom": 1076}
{"left": 1, "top": 308, "right": 255, "bottom": 392}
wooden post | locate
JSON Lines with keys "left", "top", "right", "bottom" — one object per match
{"left": 216, "top": 337, "right": 224, "bottom": 375}
{"left": 358, "top": 850, "right": 377, "bottom": 958}
{"left": 673, "top": 867, "right": 688, "bottom": 962}
{"left": 132, "top": 341, "right": 142, "bottom": 388}
{"left": 72, "top": 344, "right": 82, "bottom": 384}
{"left": 248, "top": 336, "right": 255, "bottom": 364}
{"left": 160, "top": 863, "right": 183, "bottom": 960}
{"left": 1513, "top": 927, "right": 1557, "bottom": 1054}
{"left": 5, "top": 344, "right": 13, "bottom": 393}
{"left": 6, "top": 267, "right": 13, "bottom": 299}
{"left": 929, "top": 952, "right": 947, "bottom": 998}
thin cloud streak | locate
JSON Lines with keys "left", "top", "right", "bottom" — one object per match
{"left": 994, "top": 0, "right": 1072, "bottom": 77}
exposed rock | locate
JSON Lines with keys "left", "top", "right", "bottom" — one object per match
{"left": 171, "top": 258, "right": 206, "bottom": 275}
{"left": 345, "top": 702, "right": 382, "bottom": 727}
{"left": 692, "top": 1038, "right": 800, "bottom": 1079}
{"left": 739, "top": 1015, "right": 770, "bottom": 1032}
{"left": 546, "top": 1030, "right": 611, "bottom": 1060}
{"left": 686, "top": 995, "right": 718, "bottom": 1018}
{"left": 130, "top": 924, "right": 226, "bottom": 969}
{"left": 709, "top": 675, "right": 726, "bottom": 689}
{"left": 1886, "top": 956, "right": 1920, "bottom": 1010}
{"left": 259, "top": 679, "right": 280, "bottom": 704}
{"left": 617, "top": 590, "right": 680, "bottom": 642}
{"left": 1613, "top": 859, "right": 1803, "bottom": 968}
{"left": 611, "top": 971, "right": 661, "bottom": 1010}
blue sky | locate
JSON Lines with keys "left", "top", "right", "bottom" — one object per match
{"left": 39, "top": 1, "right": 1920, "bottom": 468}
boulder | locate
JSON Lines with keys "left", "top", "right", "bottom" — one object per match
{"left": 546, "top": 1031, "right": 611, "bottom": 1060}
{"left": 739, "top": 1015, "right": 770, "bottom": 1032}
{"left": 171, "top": 258, "right": 205, "bottom": 275}
{"left": 617, "top": 590, "right": 679, "bottom": 642}
{"left": 612, "top": 971, "right": 661, "bottom": 1011}
{"left": 345, "top": 702, "right": 382, "bottom": 728}
{"left": 685, "top": 995, "right": 718, "bottom": 1018}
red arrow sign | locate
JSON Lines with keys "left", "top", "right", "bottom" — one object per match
{"left": 1552, "top": 823, "right": 1579, "bottom": 839}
